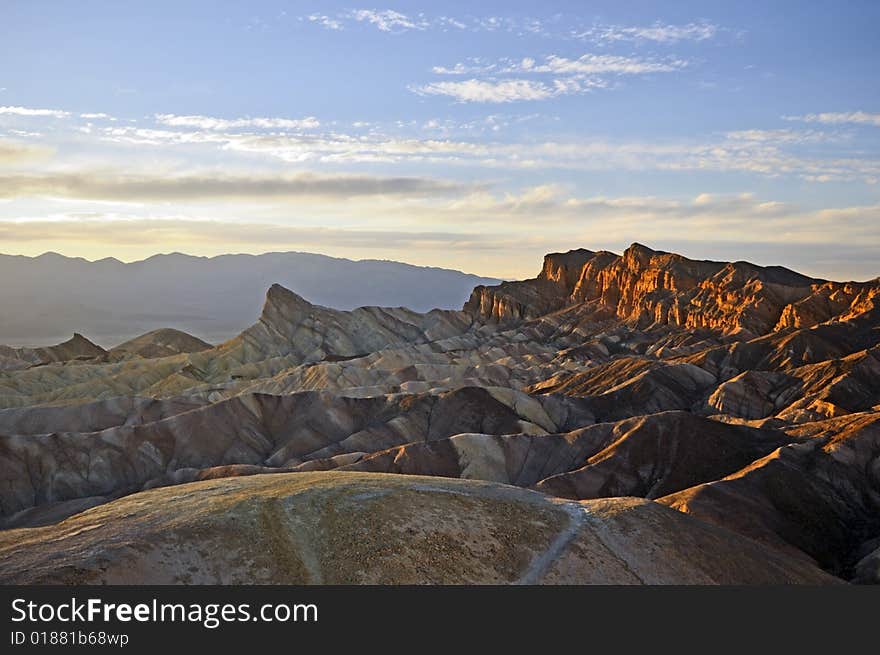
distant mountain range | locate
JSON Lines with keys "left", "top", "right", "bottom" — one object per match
{"left": 0, "top": 251, "right": 501, "bottom": 347}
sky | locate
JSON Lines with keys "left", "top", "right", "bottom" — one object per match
{"left": 0, "top": 0, "right": 879, "bottom": 280}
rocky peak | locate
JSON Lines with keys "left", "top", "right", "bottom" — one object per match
{"left": 224, "top": 282, "right": 469, "bottom": 364}
{"left": 109, "top": 329, "right": 212, "bottom": 360}
{"left": 53, "top": 333, "right": 106, "bottom": 357}
{"left": 621, "top": 242, "right": 660, "bottom": 269}
{"left": 264, "top": 283, "right": 312, "bottom": 310}
{"left": 540, "top": 249, "right": 596, "bottom": 290}
{"left": 254, "top": 283, "right": 318, "bottom": 341}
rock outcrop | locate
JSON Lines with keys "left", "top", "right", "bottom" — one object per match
{"left": 464, "top": 249, "right": 607, "bottom": 322}
{"left": 466, "top": 243, "right": 879, "bottom": 338}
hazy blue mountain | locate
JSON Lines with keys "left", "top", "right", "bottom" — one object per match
{"left": 0, "top": 251, "right": 500, "bottom": 347}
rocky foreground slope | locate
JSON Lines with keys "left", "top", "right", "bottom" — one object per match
{"left": 0, "top": 473, "right": 837, "bottom": 584}
{"left": 1, "top": 243, "right": 878, "bottom": 584}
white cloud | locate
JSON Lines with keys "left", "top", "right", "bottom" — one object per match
{"left": 437, "top": 16, "right": 468, "bottom": 30}
{"left": 432, "top": 61, "right": 496, "bottom": 75}
{"left": 99, "top": 126, "right": 218, "bottom": 145}
{"left": 724, "top": 128, "right": 831, "bottom": 144}
{"left": 578, "top": 21, "right": 719, "bottom": 44}
{"left": 432, "top": 53, "right": 685, "bottom": 76}
{"left": 154, "top": 113, "right": 320, "bottom": 130}
{"left": 526, "top": 53, "right": 687, "bottom": 75}
{"left": 413, "top": 79, "right": 561, "bottom": 103}
{"left": 79, "top": 112, "right": 113, "bottom": 120}
{"left": 306, "top": 14, "right": 343, "bottom": 30}
{"left": 11, "top": 105, "right": 876, "bottom": 186}
{"left": 783, "top": 111, "right": 880, "bottom": 128}
{"left": 297, "top": 12, "right": 725, "bottom": 48}
{"left": 304, "top": 11, "right": 522, "bottom": 34}
{"left": 5, "top": 129, "right": 43, "bottom": 138}
{"left": 421, "top": 53, "right": 687, "bottom": 103}
{"left": 349, "top": 9, "right": 429, "bottom": 32}
{"left": 0, "top": 105, "right": 70, "bottom": 118}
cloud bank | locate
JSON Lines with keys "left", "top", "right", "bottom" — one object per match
{"left": 0, "top": 171, "right": 467, "bottom": 202}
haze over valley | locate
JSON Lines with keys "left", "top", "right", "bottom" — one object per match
{"left": 0, "top": 251, "right": 500, "bottom": 346}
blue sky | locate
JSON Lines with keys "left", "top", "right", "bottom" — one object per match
{"left": 1, "top": 1, "right": 878, "bottom": 279}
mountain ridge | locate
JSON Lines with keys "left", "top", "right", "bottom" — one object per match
{"left": 1, "top": 242, "right": 878, "bottom": 584}
{"left": 0, "top": 250, "right": 501, "bottom": 346}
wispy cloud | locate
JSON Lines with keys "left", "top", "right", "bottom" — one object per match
{"left": 349, "top": 9, "right": 429, "bottom": 32}
{"left": 433, "top": 54, "right": 686, "bottom": 76}
{"left": 154, "top": 113, "right": 320, "bottom": 130}
{"left": 723, "top": 128, "right": 832, "bottom": 144}
{"left": 305, "top": 14, "right": 343, "bottom": 30}
{"left": 528, "top": 54, "right": 686, "bottom": 75}
{"left": 414, "top": 79, "right": 580, "bottom": 103}
{"left": 297, "top": 11, "right": 723, "bottom": 45}
{"left": 783, "top": 111, "right": 880, "bottom": 128}
{"left": 419, "top": 53, "right": 685, "bottom": 103}
{"left": 301, "top": 10, "right": 518, "bottom": 34}
{"left": 4, "top": 102, "right": 877, "bottom": 194}
{"left": 0, "top": 171, "right": 468, "bottom": 202}
{"left": 91, "top": 119, "right": 880, "bottom": 183}
{"left": 432, "top": 61, "right": 494, "bottom": 75}
{"left": 0, "top": 105, "right": 70, "bottom": 118}
{"left": 416, "top": 113, "right": 544, "bottom": 135}
{"left": 79, "top": 112, "right": 114, "bottom": 120}
{"left": 576, "top": 21, "right": 719, "bottom": 44}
